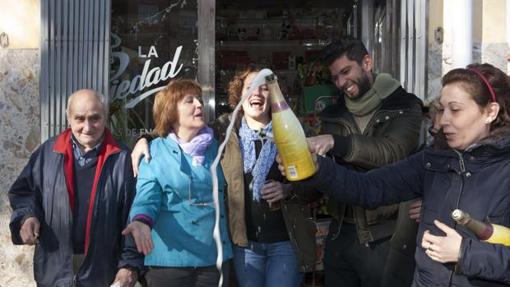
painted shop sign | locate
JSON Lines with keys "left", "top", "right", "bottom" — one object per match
{"left": 109, "top": 0, "right": 198, "bottom": 141}
{"left": 110, "top": 39, "right": 184, "bottom": 109}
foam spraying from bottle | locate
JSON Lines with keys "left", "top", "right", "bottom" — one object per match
{"left": 210, "top": 69, "right": 273, "bottom": 286}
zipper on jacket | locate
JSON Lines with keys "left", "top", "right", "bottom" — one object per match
{"left": 454, "top": 150, "right": 466, "bottom": 174}
{"left": 453, "top": 150, "right": 467, "bottom": 208}
{"left": 70, "top": 208, "right": 78, "bottom": 287}
{"left": 448, "top": 150, "right": 467, "bottom": 286}
{"left": 325, "top": 116, "right": 370, "bottom": 244}
{"left": 362, "top": 110, "right": 382, "bottom": 135}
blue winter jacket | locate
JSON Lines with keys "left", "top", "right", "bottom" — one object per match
{"left": 129, "top": 136, "right": 233, "bottom": 267}
{"left": 298, "top": 135, "right": 510, "bottom": 286}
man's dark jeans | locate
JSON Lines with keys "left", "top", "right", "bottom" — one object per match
{"left": 324, "top": 221, "right": 390, "bottom": 287}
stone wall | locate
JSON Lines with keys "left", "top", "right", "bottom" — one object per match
{"left": 427, "top": 40, "right": 443, "bottom": 102}
{"left": 481, "top": 42, "right": 508, "bottom": 71}
{"left": 0, "top": 49, "right": 39, "bottom": 287}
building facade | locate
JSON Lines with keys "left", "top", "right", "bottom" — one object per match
{"left": 0, "top": 0, "right": 508, "bottom": 285}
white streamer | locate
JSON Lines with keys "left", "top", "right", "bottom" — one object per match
{"left": 210, "top": 69, "right": 273, "bottom": 286}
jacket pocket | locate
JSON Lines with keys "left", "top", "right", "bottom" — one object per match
{"left": 282, "top": 203, "right": 317, "bottom": 272}
{"left": 366, "top": 204, "right": 399, "bottom": 225}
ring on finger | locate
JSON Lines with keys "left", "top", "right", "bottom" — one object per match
{"left": 428, "top": 242, "right": 433, "bottom": 251}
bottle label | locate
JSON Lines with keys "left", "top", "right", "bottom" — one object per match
{"left": 271, "top": 101, "right": 289, "bottom": 112}
{"left": 287, "top": 165, "right": 298, "bottom": 178}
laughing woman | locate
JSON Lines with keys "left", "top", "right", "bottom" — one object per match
{"left": 291, "top": 63, "right": 510, "bottom": 286}
{"left": 122, "top": 79, "right": 232, "bottom": 287}
{"left": 213, "top": 65, "right": 316, "bottom": 287}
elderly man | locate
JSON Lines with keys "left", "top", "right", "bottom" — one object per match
{"left": 8, "top": 89, "right": 142, "bottom": 286}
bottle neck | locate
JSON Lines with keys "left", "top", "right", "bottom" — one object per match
{"left": 462, "top": 218, "right": 494, "bottom": 241}
{"left": 267, "top": 80, "right": 289, "bottom": 112}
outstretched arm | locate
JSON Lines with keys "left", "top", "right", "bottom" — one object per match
{"left": 294, "top": 152, "right": 424, "bottom": 209}
{"left": 123, "top": 157, "right": 162, "bottom": 255}
{"left": 457, "top": 237, "right": 510, "bottom": 284}
{"left": 317, "top": 100, "right": 423, "bottom": 169}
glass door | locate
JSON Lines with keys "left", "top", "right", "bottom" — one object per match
{"left": 109, "top": 0, "right": 199, "bottom": 144}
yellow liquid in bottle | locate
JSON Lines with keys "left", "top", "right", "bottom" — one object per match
{"left": 266, "top": 72, "right": 316, "bottom": 181}
{"left": 452, "top": 209, "right": 510, "bottom": 246}
{"left": 485, "top": 224, "right": 510, "bottom": 246}
{"left": 272, "top": 110, "right": 317, "bottom": 181}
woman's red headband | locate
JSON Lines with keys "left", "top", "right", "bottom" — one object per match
{"left": 468, "top": 68, "right": 497, "bottom": 102}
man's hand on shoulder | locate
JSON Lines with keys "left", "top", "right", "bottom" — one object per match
{"left": 131, "top": 138, "right": 150, "bottom": 177}
{"left": 20, "top": 217, "right": 40, "bottom": 245}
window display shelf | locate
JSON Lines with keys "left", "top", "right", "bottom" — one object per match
{"left": 217, "top": 39, "right": 329, "bottom": 49}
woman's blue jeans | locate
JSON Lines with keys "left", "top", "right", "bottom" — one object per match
{"left": 233, "top": 241, "right": 302, "bottom": 287}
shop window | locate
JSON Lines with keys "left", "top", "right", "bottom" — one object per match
{"left": 110, "top": 0, "right": 198, "bottom": 144}
{"left": 215, "top": 1, "right": 353, "bottom": 123}
{"left": 138, "top": 4, "right": 159, "bottom": 18}
{"left": 214, "top": 2, "right": 354, "bottom": 283}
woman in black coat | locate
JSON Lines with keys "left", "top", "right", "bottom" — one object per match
{"left": 290, "top": 63, "right": 510, "bottom": 286}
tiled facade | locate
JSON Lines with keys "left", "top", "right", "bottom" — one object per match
{"left": 481, "top": 42, "right": 509, "bottom": 72}
{"left": 0, "top": 1, "right": 508, "bottom": 286}
{"left": 0, "top": 49, "right": 39, "bottom": 287}
{"left": 427, "top": 41, "right": 443, "bottom": 102}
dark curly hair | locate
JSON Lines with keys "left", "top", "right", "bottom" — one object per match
{"left": 227, "top": 63, "right": 266, "bottom": 109}
{"left": 321, "top": 37, "right": 369, "bottom": 67}
{"left": 441, "top": 63, "right": 510, "bottom": 133}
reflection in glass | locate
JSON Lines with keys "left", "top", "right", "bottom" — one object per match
{"left": 110, "top": 0, "right": 198, "bottom": 144}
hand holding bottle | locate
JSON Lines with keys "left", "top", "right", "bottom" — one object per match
{"left": 306, "top": 135, "right": 334, "bottom": 156}
{"left": 261, "top": 180, "right": 290, "bottom": 211}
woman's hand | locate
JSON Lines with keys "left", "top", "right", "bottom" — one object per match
{"left": 131, "top": 138, "right": 150, "bottom": 177}
{"left": 122, "top": 221, "right": 153, "bottom": 255}
{"left": 421, "top": 220, "right": 462, "bottom": 263}
{"left": 112, "top": 267, "right": 138, "bottom": 287}
{"left": 261, "top": 180, "right": 290, "bottom": 204}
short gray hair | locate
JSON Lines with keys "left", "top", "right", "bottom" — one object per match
{"left": 66, "top": 89, "right": 107, "bottom": 116}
